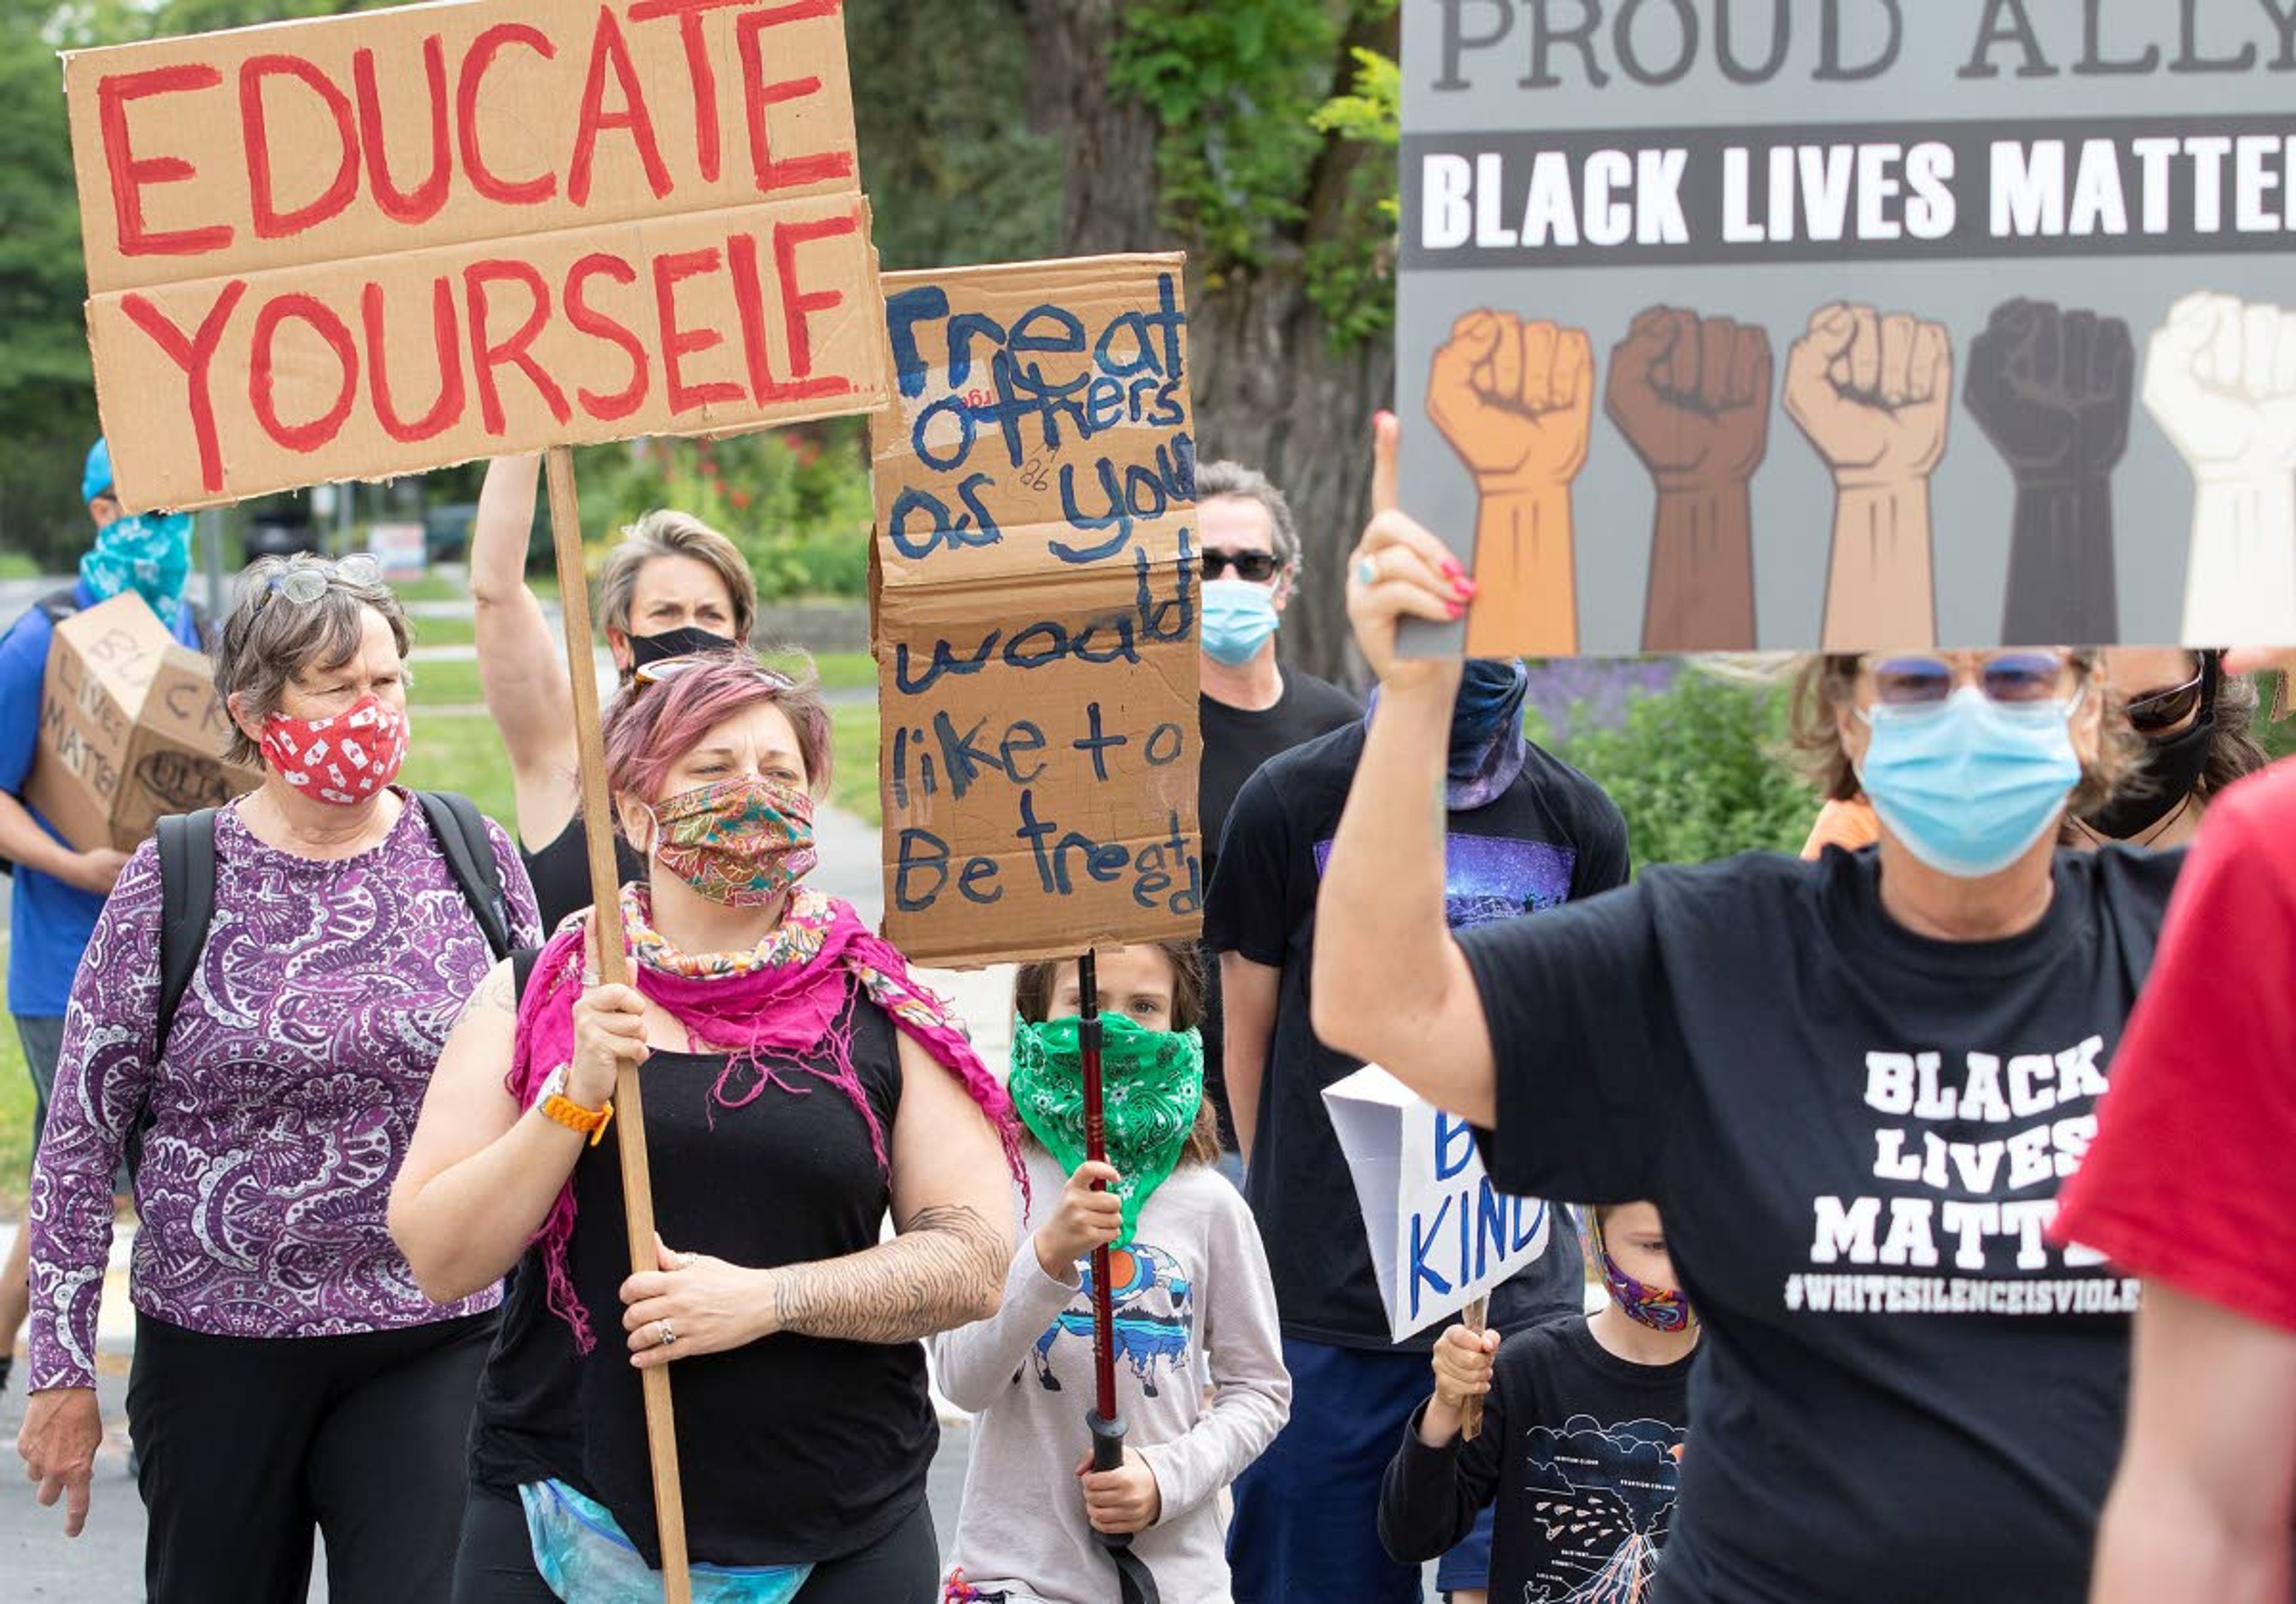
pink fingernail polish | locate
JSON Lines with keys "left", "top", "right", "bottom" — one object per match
{"left": 1447, "top": 600, "right": 1464, "bottom": 619}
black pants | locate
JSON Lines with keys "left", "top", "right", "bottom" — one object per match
{"left": 130, "top": 1309, "right": 497, "bottom": 1604}
{"left": 453, "top": 1483, "right": 941, "bottom": 1603}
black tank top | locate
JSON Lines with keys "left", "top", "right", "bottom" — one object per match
{"left": 468, "top": 981, "right": 935, "bottom": 1568}
{"left": 519, "top": 815, "right": 648, "bottom": 934}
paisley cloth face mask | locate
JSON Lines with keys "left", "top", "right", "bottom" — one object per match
{"left": 643, "top": 775, "right": 819, "bottom": 906}
{"left": 1007, "top": 1013, "right": 1205, "bottom": 1246}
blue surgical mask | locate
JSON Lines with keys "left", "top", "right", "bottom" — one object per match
{"left": 1857, "top": 685, "right": 2084, "bottom": 879}
{"left": 1200, "top": 577, "right": 1280, "bottom": 666}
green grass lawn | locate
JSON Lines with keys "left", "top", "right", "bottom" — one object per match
{"left": 399, "top": 712, "right": 519, "bottom": 834}
{"left": 407, "top": 614, "right": 478, "bottom": 649}
{"left": 406, "top": 657, "right": 487, "bottom": 709}
{"left": 0, "top": 944, "right": 29, "bottom": 1212}
{"left": 802, "top": 651, "right": 875, "bottom": 693}
{"left": 830, "top": 705, "right": 881, "bottom": 826}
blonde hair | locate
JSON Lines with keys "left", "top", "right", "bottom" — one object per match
{"left": 596, "top": 510, "right": 758, "bottom": 643}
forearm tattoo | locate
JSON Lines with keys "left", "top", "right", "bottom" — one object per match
{"left": 768, "top": 1203, "right": 1006, "bottom": 1344}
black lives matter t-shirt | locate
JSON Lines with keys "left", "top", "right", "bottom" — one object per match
{"left": 1196, "top": 669, "right": 1361, "bottom": 1148}
{"left": 1205, "top": 720, "right": 1628, "bottom": 1350}
{"left": 1380, "top": 1319, "right": 1693, "bottom": 1602}
{"left": 1458, "top": 845, "right": 2180, "bottom": 1604}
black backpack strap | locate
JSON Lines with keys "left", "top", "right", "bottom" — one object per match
{"left": 154, "top": 809, "right": 219, "bottom": 1056}
{"left": 511, "top": 946, "right": 542, "bottom": 1005}
{"left": 416, "top": 791, "right": 514, "bottom": 962}
{"left": 144, "top": 808, "right": 219, "bottom": 1183}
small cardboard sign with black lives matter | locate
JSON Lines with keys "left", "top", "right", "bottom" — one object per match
{"left": 1398, "top": 0, "right": 2296, "bottom": 653}
{"left": 28, "top": 595, "right": 263, "bottom": 855}
{"left": 63, "top": 0, "right": 889, "bottom": 513}
{"left": 869, "top": 256, "right": 1201, "bottom": 969}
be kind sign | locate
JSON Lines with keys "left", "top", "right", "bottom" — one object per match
{"left": 65, "top": 0, "right": 886, "bottom": 512}
{"left": 1324, "top": 1064, "right": 1551, "bottom": 1343}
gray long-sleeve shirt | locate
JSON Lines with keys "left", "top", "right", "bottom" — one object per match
{"left": 933, "top": 1149, "right": 1292, "bottom": 1604}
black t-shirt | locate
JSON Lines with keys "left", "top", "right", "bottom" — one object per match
{"left": 468, "top": 982, "right": 933, "bottom": 1568}
{"left": 1460, "top": 846, "right": 2181, "bottom": 1603}
{"left": 520, "top": 813, "right": 648, "bottom": 935}
{"left": 1204, "top": 720, "right": 1628, "bottom": 1349}
{"left": 1197, "top": 668, "right": 1362, "bottom": 1149}
{"left": 1381, "top": 1319, "right": 1694, "bottom": 1601}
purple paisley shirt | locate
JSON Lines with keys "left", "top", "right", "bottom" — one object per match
{"left": 28, "top": 791, "right": 541, "bottom": 1390}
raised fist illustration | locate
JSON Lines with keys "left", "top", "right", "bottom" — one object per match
{"left": 1964, "top": 298, "right": 2133, "bottom": 489}
{"left": 1784, "top": 303, "right": 1952, "bottom": 486}
{"left": 1427, "top": 310, "right": 1595, "bottom": 493}
{"left": 1966, "top": 299, "right": 2134, "bottom": 645}
{"left": 1605, "top": 307, "right": 1773, "bottom": 490}
{"left": 2143, "top": 292, "right": 2296, "bottom": 480}
{"left": 2145, "top": 292, "right": 2296, "bottom": 643}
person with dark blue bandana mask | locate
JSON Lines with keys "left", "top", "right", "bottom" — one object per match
{"left": 0, "top": 438, "right": 209, "bottom": 1395}
{"left": 1320, "top": 413, "right": 2191, "bottom": 1604}
{"left": 1208, "top": 614, "right": 1625, "bottom": 1604}
{"left": 1191, "top": 462, "right": 1361, "bottom": 1182}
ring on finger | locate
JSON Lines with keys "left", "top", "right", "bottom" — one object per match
{"left": 657, "top": 1319, "right": 676, "bottom": 1348}
{"left": 1354, "top": 555, "right": 1379, "bottom": 587}
{"left": 678, "top": 1252, "right": 698, "bottom": 1271}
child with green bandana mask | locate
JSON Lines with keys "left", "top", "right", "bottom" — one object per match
{"left": 934, "top": 943, "right": 1292, "bottom": 1604}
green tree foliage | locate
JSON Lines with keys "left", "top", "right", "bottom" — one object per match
{"left": 1531, "top": 669, "right": 1821, "bottom": 867}
{"left": 1109, "top": 0, "right": 1399, "bottom": 350}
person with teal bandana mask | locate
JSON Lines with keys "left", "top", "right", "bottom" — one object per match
{"left": 935, "top": 941, "right": 1290, "bottom": 1604}
{"left": 0, "top": 437, "right": 206, "bottom": 1397}
{"left": 1190, "top": 462, "right": 1360, "bottom": 1184}
{"left": 1323, "top": 409, "right": 2191, "bottom": 1604}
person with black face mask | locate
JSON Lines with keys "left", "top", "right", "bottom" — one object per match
{"left": 2065, "top": 649, "right": 2270, "bottom": 849}
{"left": 470, "top": 454, "right": 759, "bottom": 929}
{"left": 1206, "top": 652, "right": 1626, "bottom": 1604}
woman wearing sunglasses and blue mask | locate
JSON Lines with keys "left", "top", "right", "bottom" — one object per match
{"left": 1311, "top": 415, "right": 2185, "bottom": 1604}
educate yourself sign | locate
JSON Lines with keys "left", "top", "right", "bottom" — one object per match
{"left": 66, "top": 0, "right": 887, "bottom": 512}
{"left": 869, "top": 255, "right": 1201, "bottom": 969}
{"left": 1323, "top": 1065, "right": 1552, "bottom": 1344}
{"left": 1401, "top": 0, "right": 2296, "bottom": 652}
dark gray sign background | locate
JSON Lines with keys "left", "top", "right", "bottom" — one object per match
{"left": 1399, "top": 0, "right": 2296, "bottom": 650}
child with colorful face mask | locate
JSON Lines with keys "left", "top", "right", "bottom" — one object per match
{"left": 935, "top": 943, "right": 1292, "bottom": 1604}
{"left": 1379, "top": 1201, "right": 1696, "bottom": 1604}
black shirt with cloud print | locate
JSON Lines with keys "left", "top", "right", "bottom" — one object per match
{"left": 1459, "top": 844, "right": 2181, "bottom": 1604}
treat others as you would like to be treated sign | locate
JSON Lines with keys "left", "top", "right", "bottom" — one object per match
{"left": 869, "top": 254, "right": 1201, "bottom": 969}
{"left": 64, "top": 0, "right": 888, "bottom": 513}
{"left": 1398, "top": 0, "right": 2296, "bottom": 654}
{"left": 1323, "top": 1064, "right": 1553, "bottom": 1344}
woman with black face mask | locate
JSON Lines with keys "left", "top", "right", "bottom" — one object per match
{"left": 2065, "top": 649, "right": 2270, "bottom": 849}
{"left": 470, "top": 455, "right": 759, "bottom": 929}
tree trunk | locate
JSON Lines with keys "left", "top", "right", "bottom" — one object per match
{"left": 1019, "top": 0, "right": 1396, "bottom": 689}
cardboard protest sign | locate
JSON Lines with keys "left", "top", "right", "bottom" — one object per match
{"left": 27, "top": 594, "right": 261, "bottom": 854}
{"left": 1400, "top": 2, "right": 2296, "bottom": 651}
{"left": 869, "top": 255, "right": 1200, "bottom": 969}
{"left": 65, "top": 0, "right": 886, "bottom": 512}
{"left": 1323, "top": 1064, "right": 1552, "bottom": 1344}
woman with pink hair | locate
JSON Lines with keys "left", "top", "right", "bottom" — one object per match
{"left": 390, "top": 651, "right": 1021, "bottom": 1603}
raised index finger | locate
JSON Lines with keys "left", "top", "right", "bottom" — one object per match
{"left": 1371, "top": 410, "right": 1400, "bottom": 518}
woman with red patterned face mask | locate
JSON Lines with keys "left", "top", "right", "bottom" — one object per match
{"left": 393, "top": 651, "right": 1025, "bottom": 1603}
{"left": 17, "top": 551, "right": 544, "bottom": 1600}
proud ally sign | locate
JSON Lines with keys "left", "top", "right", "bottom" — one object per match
{"left": 869, "top": 255, "right": 1200, "bottom": 969}
{"left": 65, "top": 0, "right": 886, "bottom": 511}
{"left": 1399, "top": 0, "right": 2296, "bottom": 651}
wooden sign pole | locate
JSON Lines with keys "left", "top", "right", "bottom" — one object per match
{"left": 544, "top": 446, "right": 694, "bottom": 1601}
{"left": 1460, "top": 1295, "right": 1489, "bottom": 1441}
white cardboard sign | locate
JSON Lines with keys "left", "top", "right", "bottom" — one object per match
{"left": 1323, "top": 1063, "right": 1552, "bottom": 1343}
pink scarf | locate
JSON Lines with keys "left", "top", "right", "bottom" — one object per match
{"left": 508, "top": 887, "right": 1025, "bottom": 1351}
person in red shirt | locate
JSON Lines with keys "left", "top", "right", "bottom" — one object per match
{"left": 2053, "top": 748, "right": 2296, "bottom": 1604}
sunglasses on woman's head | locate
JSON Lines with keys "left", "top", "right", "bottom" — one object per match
{"left": 1201, "top": 549, "right": 1280, "bottom": 583}
{"left": 632, "top": 655, "right": 795, "bottom": 691}
{"left": 2123, "top": 670, "right": 2207, "bottom": 736}
{"left": 1867, "top": 652, "right": 2074, "bottom": 708}
{"left": 262, "top": 552, "right": 381, "bottom": 606}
